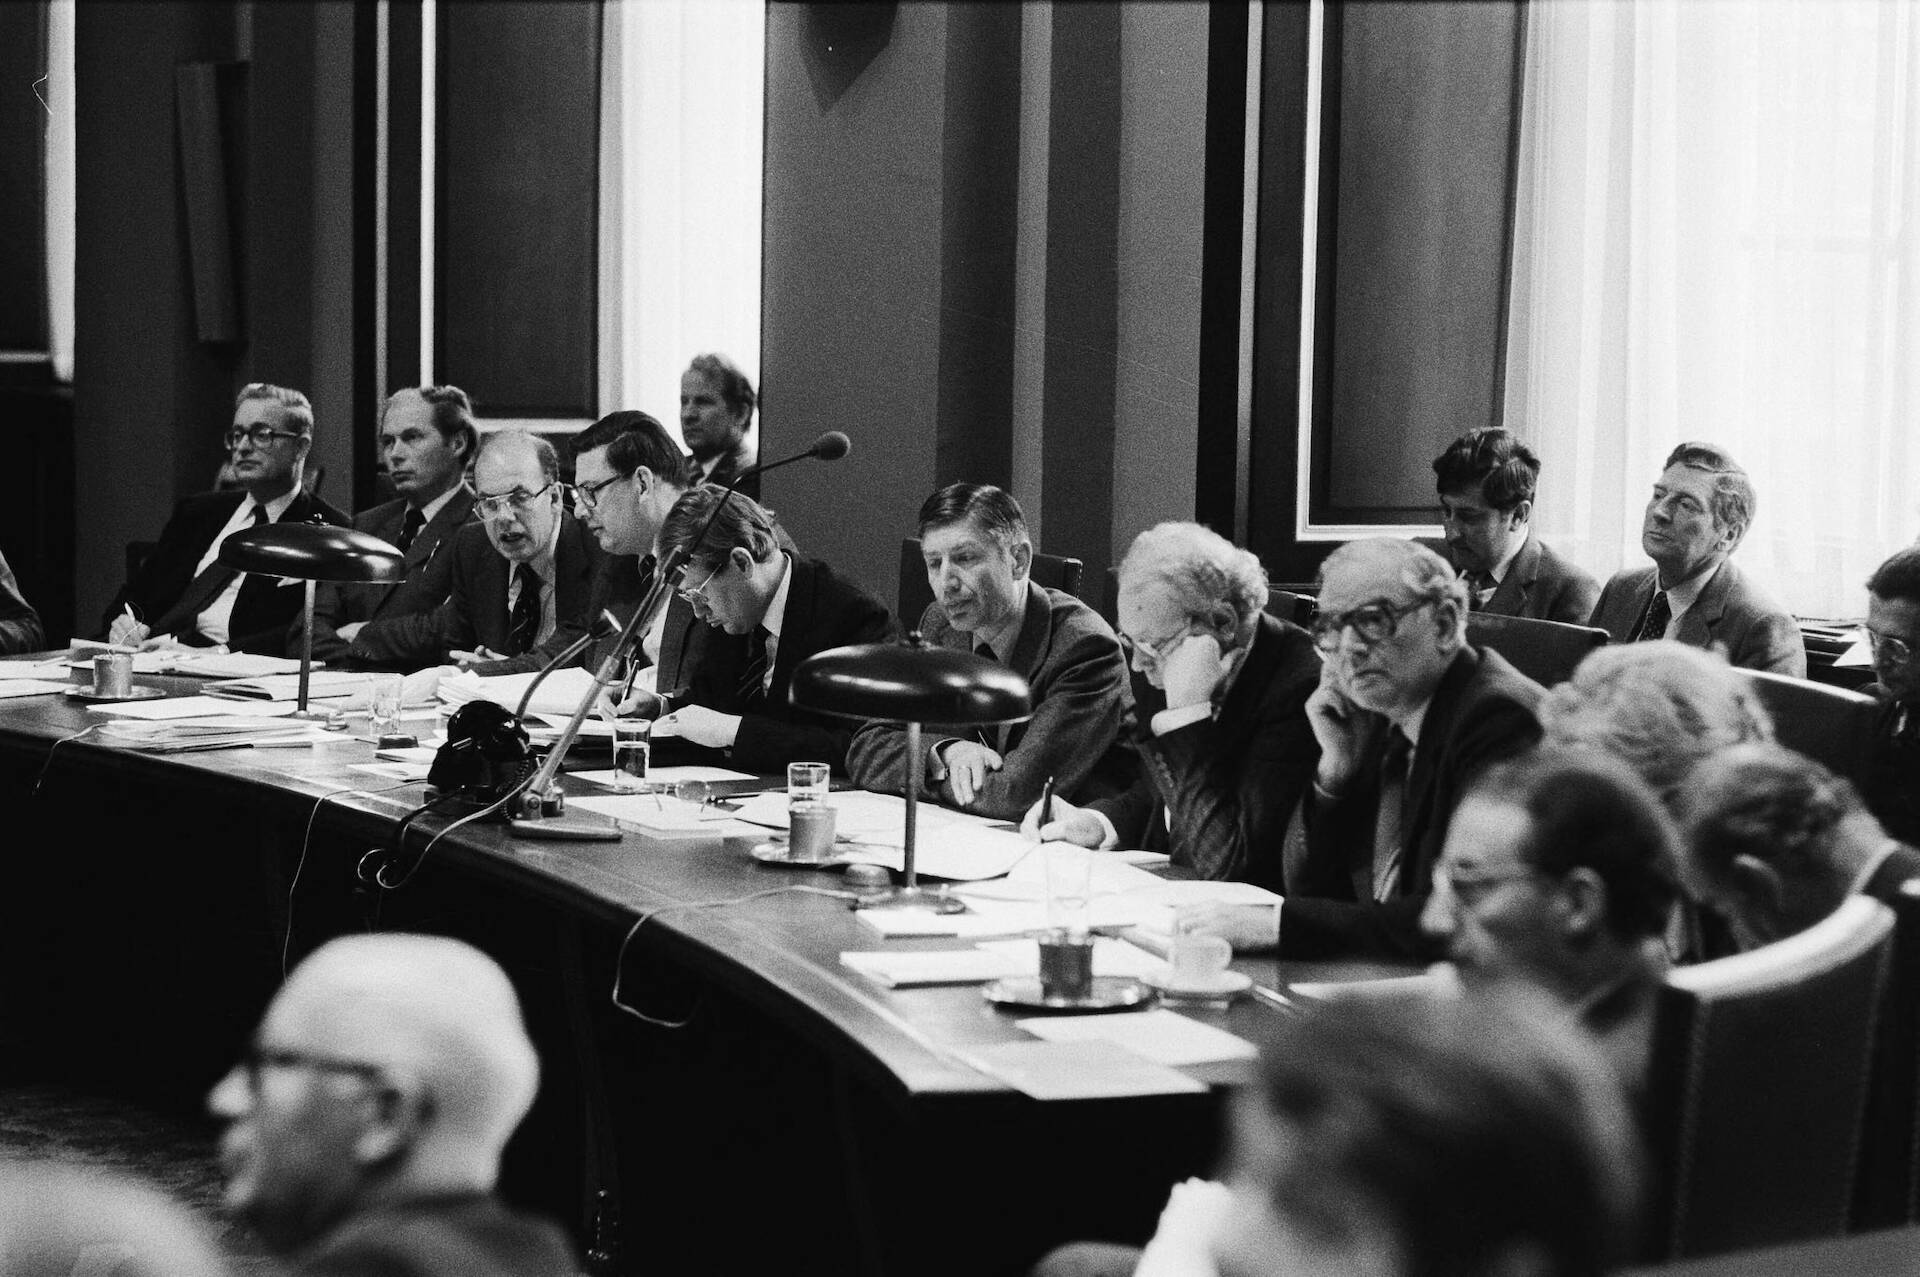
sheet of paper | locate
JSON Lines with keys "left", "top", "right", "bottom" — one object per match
{"left": 1835, "top": 631, "right": 1873, "bottom": 667}
{"left": 974, "top": 937, "right": 1169, "bottom": 980}
{"left": 205, "top": 670, "right": 373, "bottom": 702}
{"left": 351, "top": 761, "right": 433, "bottom": 782}
{"left": 961, "top": 1040, "right": 1206, "bottom": 1100}
{"left": 0, "top": 680, "right": 71, "bottom": 699}
{"left": 86, "top": 697, "right": 299, "bottom": 721}
{"left": 834, "top": 825, "right": 1034, "bottom": 882}
{"left": 169, "top": 651, "right": 304, "bottom": 679}
{"left": 1287, "top": 966, "right": 1457, "bottom": 1002}
{"left": 839, "top": 949, "right": 1025, "bottom": 987}
{"left": 852, "top": 894, "right": 1147, "bottom": 939}
{"left": 439, "top": 667, "right": 604, "bottom": 717}
{"left": 566, "top": 792, "right": 759, "bottom": 838}
{"left": 1016, "top": 1009, "right": 1257, "bottom": 1067}
{"left": 728, "top": 788, "right": 1012, "bottom": 844}
{"left": 571, "top": 765, "right": 755, "bottom": 787}
{"left": 0, "top": 660, "right": 73, "bottom": 681}
{"left": 96, "top": 715, "right": 312, "bottom": 741}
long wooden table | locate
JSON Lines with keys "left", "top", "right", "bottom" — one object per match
{"left": 0, "top": 667, "right": 1310, "bottom": 1275}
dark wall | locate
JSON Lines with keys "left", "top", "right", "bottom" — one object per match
{"left": 0, "top": 3, "right": 50, "bottom": 353}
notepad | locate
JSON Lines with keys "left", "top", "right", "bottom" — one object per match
{"left": 86, "top": 697, "right": 299, "bottom": 720}
{"left": 1016, "top": 1009, "right": 1257, "bottom": 1067}
{"left": 960, "top": 1040, "right": 1206, "bottom": 1100}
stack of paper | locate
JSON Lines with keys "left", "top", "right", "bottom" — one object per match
{"left": 438, "top": 668, "right": 604, "bottom": 717}
{"left": 206, "top": 670, "right": 373, "bottom": 702}
{"left": 86, "top": 697, "right": 297, "bottom": 721}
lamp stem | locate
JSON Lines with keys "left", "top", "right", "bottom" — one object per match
{"left": 298, "top": 578, "right": 315, "bottom": 713}
{"left": 903, "top": 720, "right": 921, "bottom": 890}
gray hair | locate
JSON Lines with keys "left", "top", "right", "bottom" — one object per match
{"left": 1120, "top": 522, "right": 1269, "bottom": 633}
{"left": 1318, "top": 537, "right": 1469, "bottom": 647}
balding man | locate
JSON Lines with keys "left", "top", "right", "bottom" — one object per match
{"left": 1589, "top": 442, "right": 1804, "bottom": 676}
{"left": 303, "top": 386, "right": 479, "bottom": 670}
{"left": 1022, "top": 522, "right": 1319, "bottom": 890}
{"left": 104, "top": 383, "right": 348, "bottom": 656}
{"left": 420, "top": 430, "right": 604, "bottom": 670}
{"left": 208, "top": 934, "right": 574, "bottom": 1276}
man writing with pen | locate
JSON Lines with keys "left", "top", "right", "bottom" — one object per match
{"left": 1022, "top": 523, "right": 1320, "bottom": 890}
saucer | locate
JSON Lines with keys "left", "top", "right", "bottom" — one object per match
{"left": 1144, "top": 969, "right": 1254, "bottom": 1000}
{"left": 64, "top": 686, "right": 166, "bottom": 703}
{"left": 983, "top": 976, "right": 1156, "bottom": 1013}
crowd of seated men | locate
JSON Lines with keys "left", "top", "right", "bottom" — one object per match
{"left": 6, "top": 379, "right": 1920, "bottom": 1276}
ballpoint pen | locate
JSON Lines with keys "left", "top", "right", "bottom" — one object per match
{"left": 1040, "top": 774, "right": 1055, "bottom": 828}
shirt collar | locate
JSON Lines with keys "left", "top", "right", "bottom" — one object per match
{"left": 761, "top": 553, "right": 794, "bottom": 641}
{"left": 242, "top": 488, "right": 299, "bottom": 525}
{"left": 973, "top": 581, "right": 1032, "bottom": 661}
{"left": 528, "top": 513, "right": 562, "bottom": 582}
{"left": 1487, "top": 531, "right": 1528, "bottom": 585}
{"left": 1662, "top": 560, "right": 1722, "bottom": 616}
{"left": 414, "top": 482, "right": 465, "bottom": 526}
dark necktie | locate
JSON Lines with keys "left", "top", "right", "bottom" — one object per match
{"left": 1635, "top": 590, "right": 1673, "bottom": 643}
{"left": 1371, "top": 729, "right": 1413, "bottom": 902}
{"left": 736, "top": 625, "right": 772, "bottom": 707}
{"left": 972, "top": 645, "right": 1000, "bottom": 747}
{"left": 396, "top": 505, "right": 426, "bottom": 554}
{"left": 154, "top": 503, "right": 269, "bottom": 638}
{"left": 508, "top": 564, "right": 543, "bottom": 655}
{"left": 1465, "top": 571, "right": 1495, "bottom": 611}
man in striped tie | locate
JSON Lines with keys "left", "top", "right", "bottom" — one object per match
{"left": 650, "top": 486, "right": 894, "bottom": 775}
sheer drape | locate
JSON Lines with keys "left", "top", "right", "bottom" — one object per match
{"left": 1505, "top": 0, "right": 1920, "bottom": 618}
{"left": 600, "top": 0, "right": 764, "bottom": 437}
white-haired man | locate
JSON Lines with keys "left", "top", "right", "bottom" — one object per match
{"left": 208, "top": 934, "right": 574, "bottom": 1276}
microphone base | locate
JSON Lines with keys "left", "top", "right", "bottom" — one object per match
{"left": 508, "top": 814, "right": 624, "bottom": 841}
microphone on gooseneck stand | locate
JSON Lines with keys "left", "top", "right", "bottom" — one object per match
{"left": 505, "top": 431, "right": 852, "bottom": 840}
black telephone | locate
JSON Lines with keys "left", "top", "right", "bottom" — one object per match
{"left": 426, "top": 700, "right": 535, "bottom": 808}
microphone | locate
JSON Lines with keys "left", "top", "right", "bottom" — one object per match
{"left": 725, "top": 431, "right": 851, "bottom": 484}
{"left": 512, "top": 609, "right": 624, "bottom": 720}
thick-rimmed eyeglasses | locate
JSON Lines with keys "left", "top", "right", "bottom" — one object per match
{"left": 224, "top": 425, "right": 306, "bottom": 451}
{"left": 475, "top": 481, "right": 558, "bottom": 519}
{"left": 1311, "top": 597, "right": 1437, "bottom": 653}
{"left": 240, "top": 1042, "right": 389, "bottom": 1094}
{"left": 1868, "top": 628, "right": 1915, "bottom": 667}
{"left": 572, "top": 473, "right": 627, "bottom": 512}
{"left": 676, "top": 562, "right": 726, "bottom": 604}
{"left": 1119, "top": 624, "right": 1189, "bottom": 667}
{"left": 1431, "top": 861, "right": 1538, "bottom": 906}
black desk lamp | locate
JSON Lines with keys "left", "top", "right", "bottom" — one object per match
{"left": 219, "top": 520, "right": 406, "bottom": 718}
{"left": 790, "top": 635, "right": 1032, "bottom": 913}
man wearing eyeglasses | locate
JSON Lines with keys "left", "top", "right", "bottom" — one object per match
{"left": 1184, "top": 539, "right": 1545, "bottom": 961}
{"left": 103, "top": 383, "right": 348, "bottom": 655}
{"left": 431, "top": 430, "right": 604, "bottom": 668}
{"left": 300, "top": 386, "right": 479, "bottom": 670}
{"left": 207, "top": 933, "right": 575, "bottom": 1276}
{"left": 1431, "top": 427, "right": 1598, "bottom": 623}
{"left": 848, "top": 483, "right": 1132, "bottom": 820}
{"left": 1019, "top": 522, "right": 1318, "bottom": 889}
{"left": 1862, "top": 545, "right": 1920, "bottom": 844}
{"left": 650, "top": 485, "right": 894, "bottom": 773}
{"left": 1420, "top": 748, "right": 1678, "bottom": 1099}
{"left": 1588, "top": 442, "right": 1805, "bottom": 676}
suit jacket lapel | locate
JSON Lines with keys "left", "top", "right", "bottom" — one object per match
{"left": 371, "top": 489, "right": 474, "bottom": 619}
{"left": 1679, "top": 561, "right": 1735, "bottom": 649}
{"left": 766, "top": 555, "right": 815, "bottom": 706}
{"left": 995, "top": 580, "right": 1053, "bottom": 752}
{"left": 1492, "top": 536, "right": 1542, "bottom": 615}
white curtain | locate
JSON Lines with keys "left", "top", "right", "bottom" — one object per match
{"left": 599, "top": 0, "right": 764, "bottom": 440}
{"left": 1505, "top": 0, "right": 1920, "bottom": 619}
{"left": 45, "top": 0, "right": 76, "bottom": 382}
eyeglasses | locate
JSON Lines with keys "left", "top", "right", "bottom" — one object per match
{"left": 224, "top": 424, "right": 306, "bottom": 451}
{"left": 676, "top": 562, "right": 726, "bottom": 604}
{"left": 1118, "top": 623, "right": 1189, "bottom": 667}
{"left": 572, "top": 473, "right": 626, "bottom": 512}
{"left": 1310, "top": 597, "right": 1436, "bottom": 653}
{"left": 1431, "top": 862, "right": 1538, "bottom": 906}
{"left": 1868, "top": 628, "right": 1915, "bottom": 667}
{"left": 239, "top": 1042, "right": 389, "bottom": 1094}
{"left": 475, "top": 481, "right": 558, "bottom": 519}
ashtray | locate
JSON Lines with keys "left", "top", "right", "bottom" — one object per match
{"left": 64, "top": 686, "right": 167, "bottom": 703}
{"left": 1143, "top": 969, "right": 1254, "bottom": 1001}
{"left": 983, "top": 976, "right": 1157, "bottom": 1013}
{"left": 748, "top": 837, "right": 850, "bottom": 869}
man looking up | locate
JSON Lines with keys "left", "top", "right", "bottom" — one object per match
{"left": 1676, "top": 742, "right": 1920, "bottom": 951}
{"left": 848, "top": 483, "right": 1131, "bottom": 819}
{"left": 1589, "top": 442, "right": 1804, "bottom": 676}
{"left": 651, "top": 486, "right": 893, "bottom": 774}
{"left": 435, "top": 430, "right": 603, "bottom": 667}
{"left": 1197, "top": 539, "right": 1545, "bottom": 961}
{"left": 1021, "top": 522, "right": 1319, "bottom": 890}
{"left": 208, "top": 934, "right": 575, "bottom": 1276}
{"left": 1421, "top": 749, "right": 1679, "bottom": 1096}
{"left": 105, "top": 382, "right": 347, "bottom": 656}
{"left": 1862, "top": 545, "right": 1920, "bottom": 844}
{"left": 303, "top": 386, "right": 478, "bottom": 670}
{"left": 1432, "top": 426, "right": 1598, "bottom": 622}
{"left": 680, "top": 353, "right": 757, "bottom": 492}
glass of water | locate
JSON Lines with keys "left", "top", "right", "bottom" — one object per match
{"left": 367, "top": 673, "right": 405, "bottom": 740}
{"left": 611, "top": 718, "right": 653, "bottom": 793}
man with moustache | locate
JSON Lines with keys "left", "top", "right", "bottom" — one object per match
{"left": 1589, "top": 442, "right": 1804, "bottom": 676}
{"left": 105, "top": 382, "right": 348, "bottom": 657}
{"left": 302, "top": 386, "right": 477, "bottom": 670}
{"left": 1431, "top": 427, "right": 1598, "bottom": 622}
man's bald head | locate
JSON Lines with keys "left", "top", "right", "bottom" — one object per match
{"left": 210, "top": 934, "right": 540, "bottom": 1252}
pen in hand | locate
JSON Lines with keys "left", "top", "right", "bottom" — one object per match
{"left": 1039, "top": 774, "right": 1055, "bottom": 829}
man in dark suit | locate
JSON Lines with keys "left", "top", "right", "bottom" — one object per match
{"left": 1862, "top": 545, "right": 1920, "bottom": 845}
{"left": 433, "top": 431, "right": 603, "bottom": 669}
{"left": 1431, "top": 427, "right": 1599, "bottom": 623}
{"left": 679, "top": 352, "right": 757, "bottom": 496}
{"left": 1423, "top": 748, "right": 1679, "bottom": 1098}
{"left": 1676, "top": 741, "right": 1920, "bottom": 948}
{"left": 1021, "top": 521, "right": 1318, "bottom": 891}
{"left": 207, "top": 934, "right": 575, "bottom": 1277}
{"left": 1588, "top": 442, "right": 1805, "bottom": 676}
{"left": 301, "top": 386, "right": 477, "bottom": 670}
{"left": 1242, "top": 539, "right": 1546, "bottom": 962}
{"left": 105, "top": 383, "right": 348, "bottom": 656}
{"left": 849, "top": 483, "right": 1131, "bottom": 820}
{"left": 0, "top": 549, "right": 44, "bottom": 654}
{"left": 651, "top": 485, "right": 894, "bottom": 774}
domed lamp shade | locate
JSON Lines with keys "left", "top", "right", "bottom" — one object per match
{"left": 220, "top": 521, "right": 407, "bottom": 717}
{"left": 790, "top": 635, "right": 1033, "bottom": 912}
